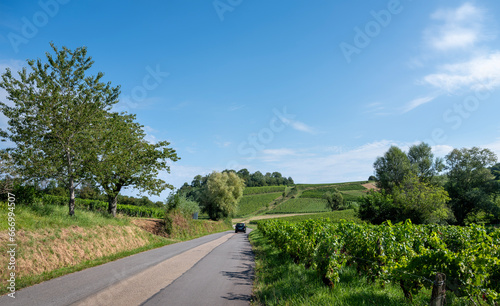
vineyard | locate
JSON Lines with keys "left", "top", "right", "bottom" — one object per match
{"left": 243, "top": 185, "right": 286, "bottom": 195}
{"left": 267, "top": 198, "right": 330, "bottom": 214}
{"left": 236, "top": 192, "right": 282, "bottom": 217}
{"left": 258, "top": 219, "right": 500, "bottom": 304}
{"left": 42, "top": 195, "right": 165, "bottom": 218}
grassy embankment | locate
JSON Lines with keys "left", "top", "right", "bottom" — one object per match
{"left": 0, "top": 202, "right": 230, "bottom": 295}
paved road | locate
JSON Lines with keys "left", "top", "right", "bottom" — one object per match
{"left": 0, "top": 230, "right": 254, "bottom": 306}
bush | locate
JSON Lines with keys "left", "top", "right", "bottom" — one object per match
{"left": 358, "top": 174, "right": 452, "bottom": 225}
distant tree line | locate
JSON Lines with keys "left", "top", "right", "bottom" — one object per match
{"left": 178, "top": 169, "right": 293, "bottom": 200}
{"left": 359, "top": 142, "right": 500, "bottom": 226}
{"left": 175, "top": 169, "right": 292, "bottom": 220}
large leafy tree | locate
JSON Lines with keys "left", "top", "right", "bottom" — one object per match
{"left": 407, "top": 142, "right": 444, "bottom": 184}
{"left": 90, "top": 112, "right": 179, "bottom": 217}
{"left": 0, "top": 44, "right": 120, "bottom": 215}
{"left": 201, "top": 171, "right": 244, "bottom": 220}
{"left": 324, "top": 189, "right": 345, "bottom": 211}
{"left": 445, "top": 147, "right": 498, "bottom": 225}
{"left": 373, "top": 146, "right": 411, "bottom": 193}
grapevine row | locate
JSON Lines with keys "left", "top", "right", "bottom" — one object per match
{"left": 258, "top": 219, "right": 500, "bottom": 303}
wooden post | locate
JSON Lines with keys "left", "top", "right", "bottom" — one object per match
{"left": 430, "top": 273, "right": 446, "bottom": 306}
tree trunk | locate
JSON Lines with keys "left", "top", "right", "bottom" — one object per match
{"left": 69, "top": 177, "right": 75, "bottom": 216}
{"left": 108, "top": 194, "right": 118, "bottom": 217}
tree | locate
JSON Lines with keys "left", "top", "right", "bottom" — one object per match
{"left": 201, "top": 171, "right": 245, "bottom": 220}
{"left": 391, "top": 173, "right": 451, "bottom": 224}
{"left": 0, "top": 44, "right": 120, "bottom": 215}
{"left": 358, "top": 174, "right": 451, "bottom": 224}
{"left": 89, "top": 112, "right": 179, "bottom": 217}
{"left": 373, "top": 146, "right": 411, "bottom": 193}
{"left": 408, "top": 143, "right": 444, "bottom": 184}
{"left": 445, "top": 147, "right": 498, "bottom": 225}
{"left": 324, "top": 189, "right": 345, "bottom": 211}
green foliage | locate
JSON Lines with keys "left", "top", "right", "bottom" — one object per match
{"left": 374, "top": 146, "right": 412, "bottom": 193}
{"left": 359, "top": 174, "right": 451, "bottom": 225}
{"left": 324, "top": 189, "right": 346, "bottom": 211}
{"left": 201, "top": 171, "right": 245, "bottom": 220}
{"left": 0, "top": 43, "right": 120, "bottom": 216}
{"left": 41, "top": 195, "right": 164, "bottom": 218}
{"left": 165, "top": 193, "right": 199, "bottom": 217}
{"left": 258, "top": 219, "right": 500, "bottom": 304}
{"left": 445, "top": 147, "right": 498, "bottom": 225}
{"left": 90, "top": 112, "right": 179, "bottom": 217}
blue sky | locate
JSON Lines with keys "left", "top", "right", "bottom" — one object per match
{"left": 1, "top": 0, "right": 500, "bottom": 201}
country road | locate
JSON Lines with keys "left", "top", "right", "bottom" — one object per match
{"left": 0, "top": 230, "right": 254, "bottom": 306}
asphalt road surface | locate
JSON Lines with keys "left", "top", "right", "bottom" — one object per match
{"left": 0, "top": 230, "right": 254, "bottom": 306}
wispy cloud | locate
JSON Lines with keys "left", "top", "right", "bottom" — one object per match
{"left": 401, "top": 95, "right": 437, "bottom": 113}
{"left": 422, "top": 52, "right": 500, "bottom": 92}
{"left": 228, "top": 104, "right": 245, "bottom": 112}
{"left": 424, "top": 3, "right": 491, "bottom": 51}
{"left": 365, "top": 102, "right": 390, "bottom": 116}
{"left": 280, "top": 117, "right": 317, "bottom": 134}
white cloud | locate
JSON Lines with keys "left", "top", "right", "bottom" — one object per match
{"left": 280, "top": 117, "right": 316, "bottom": 134}
{"left": 401, "top": 95, "right": 437, "bottom": 113}
{"left": 425, "top": 3, "right": 491, "bottom": 51}
{"left": 0, "top": 59, "right": 24, "bottom": 74}
{"left": 228, "top": 104, "right": 245, "bottom": 112}
{"left": 422, "top": 52, "right": 500, "bottom": 92}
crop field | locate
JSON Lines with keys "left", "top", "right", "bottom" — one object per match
{"left": 262, "top": 209, "right": 362, "bottom": 224}
{"left": 268, "top": 198, "right": 329, "bottom": 214}
{"left": 236, "top": 192, "right": 282, "bottom": 217}
{"left": 300, "top": 184, "right": 367, "bottom": 199}
{"left": 243, "top": 186, "right": 286, "bottom": 195}
{"left": 257, "top": 219, "right": 500, "bottom": 304}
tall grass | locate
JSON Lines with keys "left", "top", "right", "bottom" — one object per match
{"left": 0, "top": 202, "right": 130, "bottom": 231}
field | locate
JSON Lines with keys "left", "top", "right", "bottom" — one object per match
{"left": 236, "top": 192, "right": 282, "bottom": 217}
{"left": 268, "top": 209, "right": 362, "bottom": 223}
{"left": 268, "top": 198, "right": 330, "bottom": 214}
{"left": 254, "top": 219, "right": 500, "bottom": 305}
{"left": 243, "top": 186, "right": 286, "bottom": 195}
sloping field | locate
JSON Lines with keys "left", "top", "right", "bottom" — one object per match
{"left": 268, "top": 198, "right": 330, "bottom": 214}
{"left": 236, "top": 192, "right": 282, "bottom": 217}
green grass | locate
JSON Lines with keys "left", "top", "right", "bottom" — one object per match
{"left": 269, "top": 198, "right": 330, "bottom": 213}
{"left": 249, "top": 230, "right": 436, "bottom": 306}
{"left": 236, "top": 193, "right": 282, "bottom": 217}
{"left": 0, "top": 202, "right": 130, "bottom": 231}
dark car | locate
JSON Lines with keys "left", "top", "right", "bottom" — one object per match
{"left": 235, "top": 223, "right": 246, "bottom": 233}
